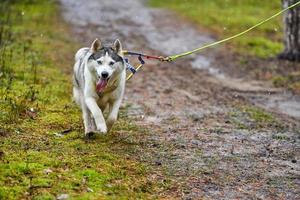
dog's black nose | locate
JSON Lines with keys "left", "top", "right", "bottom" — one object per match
{"left": 101, "top": 71, "right": 109, "bottom": 79}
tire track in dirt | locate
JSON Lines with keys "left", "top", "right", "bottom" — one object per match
{"left": 60, "top": 0, "right": 300, "bottom": 199}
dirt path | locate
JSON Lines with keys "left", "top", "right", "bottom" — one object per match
{"left": 60, "top": 0, "right": 300, "bottom": 199}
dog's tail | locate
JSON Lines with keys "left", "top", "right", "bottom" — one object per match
{"left": 75, "top": 48, "right": 90, "bottom": 62}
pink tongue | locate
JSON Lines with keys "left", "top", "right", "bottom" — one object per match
{"left": 96, "top": 79, "right": 108, "bottom": 93}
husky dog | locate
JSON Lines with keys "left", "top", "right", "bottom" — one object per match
{"left": 73, "top": 38, "right": 126, "bottom": 136}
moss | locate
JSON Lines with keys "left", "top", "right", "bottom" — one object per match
{"left": 272, "top": 134, "right": 290, "bottom": 141}
{"left": 230, "top": 105, "right": 284, "bottom": 130}
{"left": 32, "top": 193, "right": 55, "bottom": 200}
{"left": 272, "top": 76, "right": 289, "bottom": 87}
{"left": 245, "top": 107, "right": 275, "bottom": 123}
{"left": 289, "top": 82, "right": 300, "bottom": 94}
{"left": 272, "top": 73, "right": 300, "bottom": 94}
{"left": 0, "top": 1, "right": 157, "bottom": 199}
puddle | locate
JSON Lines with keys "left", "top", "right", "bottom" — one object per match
{"left": 247, "top": 93, "right": 300, "bottom": 119}
{"left": 191, "top": 56, "right": 225, "bottom": 78}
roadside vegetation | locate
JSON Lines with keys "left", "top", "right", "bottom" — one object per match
{"left": 0, "top": 1, "right": 157, "bottom": 199}
{"left": 150, "top": 0, "right": 300, "bottom": 94}
{"left": 150, "top": 0, "right": 282, "bottom": 58}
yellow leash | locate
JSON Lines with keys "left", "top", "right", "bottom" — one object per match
{"left": 166, "top": 1, "right": 300, "bottom": 62}
{"left": 124, "top": 1, "right": 300, "bottom": 80}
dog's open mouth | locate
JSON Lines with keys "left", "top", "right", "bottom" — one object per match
{"left": 96, "top": 78, "right": 109, "bottom": 93}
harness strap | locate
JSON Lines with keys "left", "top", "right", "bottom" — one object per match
{"left": 124, "top": 51, "right": 163, "bottom": 61}
{"left": 138, "top": 55, "right": 145, "bottom": 64}
{"left": 125, "top": 58, "right": 137, "bottom": 74}
{"left": 125, "top": 56, "right": 146, "bottom": 81}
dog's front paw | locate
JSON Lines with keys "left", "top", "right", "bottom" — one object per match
{"left": 85, "top": 129, "right": 106, "bottom": 139}
{"left": 85, "top": 131, "right": 96, "bottom": 139}
{"left": 85, "top": 126, "right": 106, "bottom": 138}
{"left": 96, "top": 129, "right": 107, "bottom": 135}
{"left": 96, "top": 124, "right": 107, "bottom": 135}
{"left": 85, "top": 126, "right": 98, "bottom": 137}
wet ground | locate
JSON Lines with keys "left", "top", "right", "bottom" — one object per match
{"left": 60, "top": 0, "right": 300, "bottom": 199}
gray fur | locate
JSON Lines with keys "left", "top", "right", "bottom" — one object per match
{"left": 90, "top": 47, "right": 124, "bottom": 63}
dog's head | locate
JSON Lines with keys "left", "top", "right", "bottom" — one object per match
{"left": 87, "top": 38, "right": 125, "bottom": 93}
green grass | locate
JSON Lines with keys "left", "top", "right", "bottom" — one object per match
{"left": 229, "top": 105, "right": 284, "bottom": 130}
{"left": 272, "top": 72, "right": 300, "bottom": 94}
{"left": 149, "top": 0, "right": 283, "bottom": 58}
{"left": 0, "top": 1, "right": 157, "bottom": 199}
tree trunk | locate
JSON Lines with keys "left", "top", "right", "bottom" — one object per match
{"left": 278, "top": 0, "right": 300, "bottom": 61}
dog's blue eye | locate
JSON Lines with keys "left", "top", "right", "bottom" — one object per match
{"left": 109, "top": 61, "right": 115, "bottom": 66}
{"left": 97, "top": 60, "right": 102, "bottom": 65}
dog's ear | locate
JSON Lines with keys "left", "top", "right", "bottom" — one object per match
{"left": 91, "top": 38, "right": 102, "bottom": 53}
{"left": 113, "top": 39, "right": 123, "bottom": 55}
